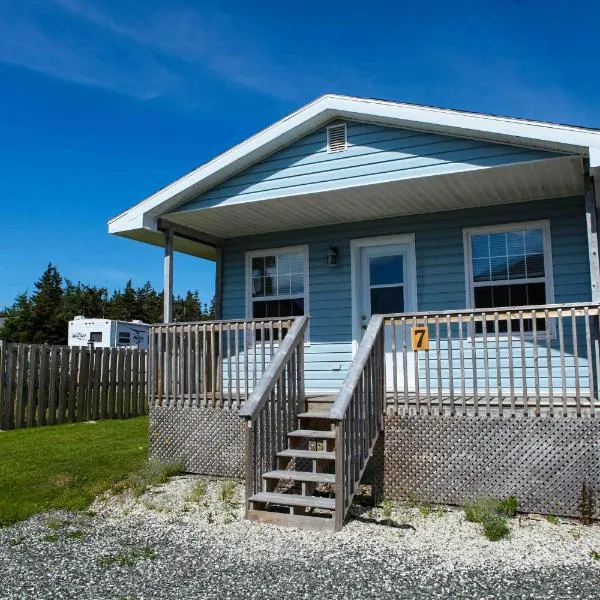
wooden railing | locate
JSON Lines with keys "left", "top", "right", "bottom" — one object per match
{"left": 148, "top": 318, "right": 295, "bottom": 409}
{"left": 330, "top": 315, "right": 386, "bottom": 531}
{"left": 0, "top": 342, "right": 147, "bottom": 429}
{"left": 384, "top": 302, "right": 600, "bottom": 417}
{"left": 238, "top": 316, "right": 308, "bottom": 506}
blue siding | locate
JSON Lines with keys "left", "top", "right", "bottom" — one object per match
{"left": 176, "top": 120, "right": 562, "bottom": 212}
{"left": 222, "top": 197, "right": 591, "bottom": 392}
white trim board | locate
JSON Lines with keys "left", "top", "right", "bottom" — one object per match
{"left": 350, "top": 234, "right": 418, "bottom": 354}
{"left": 244, "top": 244, "right": 310, "bottom": 342}
{"left": 462, "top": 219, "right": 555, "bottom": 311}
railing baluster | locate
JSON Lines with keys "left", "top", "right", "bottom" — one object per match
{"left": 572, "top": 307, "right": 581, "bottom": 416}
{"left": 532, "top": 310, "right": 540, "bottom": 417}
{"left": 544, "top": 309, "right": 553, "bottom": 417}
{"left": 235, "top": 324, "right": 241, "bottom": 408}
{"left": 594, "top": 315, "right": 600, "bottom": 417}
{"left": 202, "top": 325, "right": 208, "bottom": 408}
{"left": 518, "top": 311, "right": 527, "bottom": 417}
{"left": 436, "top": 315, "right": 442, "bottom": 416}
{"left": 494, "top": 312, "right": 502, "bottom": 417}
{"left": 194, "top": 325, "right": 200, "bottom": 407}
{"left": 391, "top": 318, "right": 398, "bottom": 414}
{"left": 482, "top": 312, "right": 490, "bottom": 416}
{"left": 558, "top": 309, "right": 567, "bottom": 417}
{"left": 210, "top": 324, "right": 217, "bottom": 408}
{"left": 457, "top": 314, "right": 465, "bottom": 416}
{"left": 413, "top": 316, "right": 420, "bottom": 415}
{"left": 507, "top": 315, "right": 515, "bottom": 417}
{"left": 471, "top": 313, "right": 478, "bottom": 416}
{"left": 584, "top": 307, "right": 594, "bottom": 417}
{"left": 402, "top": 317, "right": 409, "bottom": 415}
{"left": 446, "top": 314, "right": 454, "bottom": 416}
{"left": 424, "top": 316, "right": 432, "bottom": 415}
{"left": 187, "top": 324, "right": 192, "bottom": 408}
{"left": 227, "top": 324, "right": 233, "bottom": 409}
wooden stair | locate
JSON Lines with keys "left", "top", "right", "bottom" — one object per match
{"left": 247, "top": 411, "right": 339, "bottom": 531}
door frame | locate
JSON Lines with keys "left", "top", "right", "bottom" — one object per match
{"left": 350, "top": 233, "right": 418, "bottom": 354}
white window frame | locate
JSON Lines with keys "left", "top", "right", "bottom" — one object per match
{"left": 463, "top": 220, "right": 554, "bottom": 335}
{"left": 245, "top": 244, "right": 310, "bottom": 342}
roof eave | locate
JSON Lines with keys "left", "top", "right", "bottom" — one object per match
{"left": 108, "top": 94, "right": 600, "bottom": 237}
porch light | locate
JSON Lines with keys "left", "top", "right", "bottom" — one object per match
{"left": 327, "top": 246, "right": 339, "bottom": 267}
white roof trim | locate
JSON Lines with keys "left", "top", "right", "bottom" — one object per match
{"left": 108, "top": 94, "right": 600, "bottom": 236}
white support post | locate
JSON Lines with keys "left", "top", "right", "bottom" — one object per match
{"left": 214, "top": 244, "right": 223, "bottom": 320}
{"left": 585, "top": 178, "right": 600, "bottom": 302}
{"left": 164, "top": 229, "right": 174, "bottom": 323}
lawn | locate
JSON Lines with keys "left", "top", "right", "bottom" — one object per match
{"left": 0, "top": 417, "right": 148, "bottom": 525}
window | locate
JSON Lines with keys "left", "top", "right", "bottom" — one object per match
{"left": 118, "top": 331, "right": 131, "bottom": 345}
{"left": 247, "top": 246, "right": 309, "bottom": 340}
{"left": 465, "top": 221, "right": 553, "bottom": 332}
{"left": 89, "top": 332, "right": 102, "bottom": 343}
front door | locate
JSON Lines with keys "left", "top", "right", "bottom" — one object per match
{"left": 353, "top": 236, "right": 417, "bottom": 390}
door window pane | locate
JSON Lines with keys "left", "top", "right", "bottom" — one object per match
{"left": 370, "top": 256, "right": 403, "bottom": 286}
{"left": 371, "top": 285, "right": 404, "bottom": 314}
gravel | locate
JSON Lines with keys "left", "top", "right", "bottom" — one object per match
{"left": 1, "top": 476, "right": 599, "bottom": 599}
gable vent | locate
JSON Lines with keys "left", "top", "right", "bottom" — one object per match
{"left": 327, "top": 124, "right": 347, "bottom": 153}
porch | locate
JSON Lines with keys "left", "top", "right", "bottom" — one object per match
{"left": 149, "top": 303, "right": 600, "bottom": 419}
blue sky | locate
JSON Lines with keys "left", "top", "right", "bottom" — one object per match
{"left": 1, "top": 0, "right": 599, "bottom": 308}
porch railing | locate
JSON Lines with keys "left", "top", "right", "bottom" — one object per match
{"left": 384, "top": 302, "right": 600, "bottom": 417}
{"left": 148, "top": 317, "right": 295, "bottom": 409}
{"left": 238, "top": 316, "right": 308, "bottom": 504}
{"left": 330, "top": 315, "right": 386, "bottom": 531}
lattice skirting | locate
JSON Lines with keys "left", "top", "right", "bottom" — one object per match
{"left": 363, "top": 415, "right": 600, "bottom": 517}
{"left": 149, "top": 405, "right": 246, "bottom": 478}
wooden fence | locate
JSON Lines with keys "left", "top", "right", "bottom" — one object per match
{"left": 0, "top": 341, "right": 147, "bottom": 430}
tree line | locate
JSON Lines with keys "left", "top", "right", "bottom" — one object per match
{"left": 0, "top": 264, "right": 214, "bottom": 345}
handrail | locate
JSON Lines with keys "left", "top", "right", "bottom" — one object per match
{"left": 331, "top": 314, "right": 386, "bottom": 531}
{"left": 239, "top": 316, "right": 308, "bottom": 419}
{"left": 330, "top": 315, "right": 384, "bottom": 420}
{"left": 383, "top": 301, "right": 600, "bottom": 322}
{"left": 150, "top": 317, "right": 295, "bottom": 327}
{"left": 240, "top": 315, "right": 308, "bottom": 508}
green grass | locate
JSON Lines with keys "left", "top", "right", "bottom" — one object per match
{"left": 0, "top": 417, "right": 148, "bottom": 526}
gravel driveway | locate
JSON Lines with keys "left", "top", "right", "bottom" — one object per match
{"left": 1, "top": 477, "right": 599, "bottom": 599}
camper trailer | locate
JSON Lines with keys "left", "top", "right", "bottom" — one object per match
{"left": 68, "top": 317, "right": 150, "bottom": 349}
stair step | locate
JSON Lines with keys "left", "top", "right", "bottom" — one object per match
{"left": 263, "top": 470, "right": 336, "bottom": 484}
{"left": 249, "top": 492, "right": 335, "bottom": 510}
{"left": 247, "top": 509, "right": 335, "bottom": 531}
{"left": 297, "top": 411, "right": 332, "bottom": 419}
{"left": 277, "top": 449, "right": 335, "bottom": 460}
{"left": 288, "top": 429, "right": 336, "bottom": 440}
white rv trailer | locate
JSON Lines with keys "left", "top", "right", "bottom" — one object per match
{"left": 68, "top": 316, "right": 150, "bottom": 349}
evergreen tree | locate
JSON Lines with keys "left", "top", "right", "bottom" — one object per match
{"left": 30, "top": 264, "right": 64, "bottom": 344}
{"left": 0, "top": 293, "right": 34, "bottom": 342}
{"left": 58, "top": 281, "right": 107, "bottom": 323}
{"left": 0, "top": 264, "right": 213, "bottom": 343}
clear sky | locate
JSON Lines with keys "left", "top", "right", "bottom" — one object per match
{"left": 1, "top": 0, "right": 599, "bottom": 308}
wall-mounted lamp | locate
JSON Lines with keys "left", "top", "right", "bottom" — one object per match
{"left": 327, "top": 246, "right": 339, "bottom": 267}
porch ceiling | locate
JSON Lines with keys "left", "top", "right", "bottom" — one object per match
{"left": 161, "top": 156, "right": 583, "bottom": 239}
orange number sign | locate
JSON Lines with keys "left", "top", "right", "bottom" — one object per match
{"left": 411, "top": 326, "right": 429, "bottom": 351}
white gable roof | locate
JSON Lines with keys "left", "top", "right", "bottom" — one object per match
{"left": 108, "top": 94, "right": 600, "bottom": 246}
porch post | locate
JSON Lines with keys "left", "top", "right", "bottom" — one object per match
{"left": 214, "top": 244, "right": 223, "bottom": 320}
{"left": 584, "top": 177, "right": 600, "bottom": 302}
{"left": 164, "top": 229, "right": 174, "bottom": 322}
